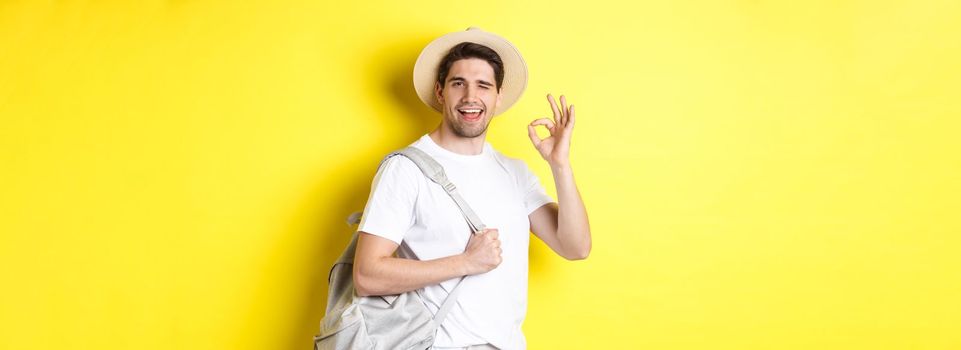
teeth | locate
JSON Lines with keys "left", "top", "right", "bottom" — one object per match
{"left": 460, "top": 109, "right": 481, "bottom": 113}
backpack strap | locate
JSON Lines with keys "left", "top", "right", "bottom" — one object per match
{"left": 385, "top": 147, "right": 487, "bottom": 234}
{"left": 382, "top": 146, "right": 485, "bottom": 327}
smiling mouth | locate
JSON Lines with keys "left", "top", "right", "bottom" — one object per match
{"left": 456, "top": 107, "right": 484, "bottom": 121}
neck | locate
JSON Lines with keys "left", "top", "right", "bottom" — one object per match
{"left": 428, "top": 123, "right": 487, "bottom": 156}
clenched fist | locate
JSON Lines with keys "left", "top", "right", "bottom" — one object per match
{"left": 462, "top": 228, "right": 502, "bottom": 275}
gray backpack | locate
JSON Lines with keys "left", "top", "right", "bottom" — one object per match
{"left": 314, "top": 147, "right": 486, "bottom": 350}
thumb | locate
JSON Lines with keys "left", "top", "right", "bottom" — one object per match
{"left": 527, "top": 124, "right": 541, "bottom": 147}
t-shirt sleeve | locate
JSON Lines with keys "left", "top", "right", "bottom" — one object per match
{"left": 518, "top": 161, "right": 556, "bottom": 215}
{"left": 357, "top": 156, "right": 420, "bottom": 245}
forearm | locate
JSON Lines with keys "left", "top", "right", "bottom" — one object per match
{"left": 551, "top": 162, "right": 592, "bottom": 259}
{"left": 354, "top": 253, "right": 468, "bottom": 297}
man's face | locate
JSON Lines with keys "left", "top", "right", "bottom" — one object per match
{"left": 434, "top": 58, "right": 502, "bottom": 139}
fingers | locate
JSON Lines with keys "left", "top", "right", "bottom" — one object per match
{"left": 465, "top": 228, "right": 503, "bottom": 273}
{"left": 568, "top": 104, "right": 575, "bottom": 129}
{"left": 487, "top": 229, "right": 501, "bottom": 255}
{"left": 527, "top": 124, "right": 541, "bottom": 146}
{"left": 548, "top": 94, "right": 574, "bottom": 128}
{"left": 530, "top": 118, "right": 555, "bottom": 130}
{"left": 529, "top": 118, "right": 555, "bottom": 146}
{"left": 560, "top": 95, "right": 568, "bottom": 126}
{"left": 547, "top": 94, "right": 561, "bottom": 123}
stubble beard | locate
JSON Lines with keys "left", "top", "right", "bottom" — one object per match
{"left": 448, "top": 112, "right": 490, "bottom": 139}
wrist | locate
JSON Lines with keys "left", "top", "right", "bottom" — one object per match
{"left": 549, "top": 161, "right": 572, "bottom": 173}
{"left": 453, "top": 253, "right": 472, "bottom": 276}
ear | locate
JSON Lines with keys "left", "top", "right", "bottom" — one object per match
{"left": 434, "top": 82, "right": 444, "bottom": 105}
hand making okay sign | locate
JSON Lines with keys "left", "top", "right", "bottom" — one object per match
{"left": 528, "top": 94, "right": 576, "bottom": 167}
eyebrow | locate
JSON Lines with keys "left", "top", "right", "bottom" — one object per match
{"left": 447, "top": 76, "right": 494, "bottom": 87}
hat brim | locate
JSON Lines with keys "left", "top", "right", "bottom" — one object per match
{"left": 413, "top": 28, "right": 527, "bottom": 117}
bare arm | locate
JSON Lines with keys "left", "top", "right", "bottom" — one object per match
{"left": 529, "top": 167, "right": 591, "bottom": 260}
{"left": 353, "top": 229, "right": 503, "bottom": 297}
{"left": 527, "top": 94, "right": 592, "bottom": 260}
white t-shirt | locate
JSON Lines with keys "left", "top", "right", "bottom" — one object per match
{"left": 358, "top": 134, "right": 555, "bottom": 350}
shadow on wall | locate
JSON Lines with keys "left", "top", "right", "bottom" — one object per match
{"left": 282, "top": 33, "right": 441, "bottom": 350}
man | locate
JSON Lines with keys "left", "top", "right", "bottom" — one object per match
{"left": 353, "top": 27, "right": 591, "bottom": 350}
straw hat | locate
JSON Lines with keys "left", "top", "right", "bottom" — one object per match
{"left": 412, "top": 27, "right": 528, "bottom": 116}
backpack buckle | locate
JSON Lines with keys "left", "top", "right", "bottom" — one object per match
{"left": 442, "top": 182, "right": 457, "bottom": 193}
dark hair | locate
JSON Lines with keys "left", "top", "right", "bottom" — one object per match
{"left": 436, "top": 42, "right": 505, "bottom": 92}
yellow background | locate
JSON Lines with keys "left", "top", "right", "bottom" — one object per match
{"left": 2, "top": 1, "right": 959, "bottom": 349}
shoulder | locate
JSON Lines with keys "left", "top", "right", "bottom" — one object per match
{"left": 380, "top": 152, "right": 418, "bottom": 171}
{"left": 372, "top": 152, "right": 425, "bottom": 187}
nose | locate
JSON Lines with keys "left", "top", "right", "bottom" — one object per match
{"left": 463, "top": 85, "right": 480, "bottom": 102}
